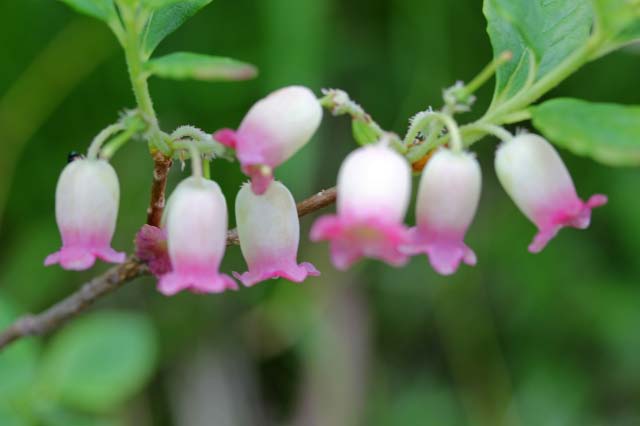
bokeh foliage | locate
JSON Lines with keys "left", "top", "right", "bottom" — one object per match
{"left": 1, "top": 0, "right": 640, "bottom": 425}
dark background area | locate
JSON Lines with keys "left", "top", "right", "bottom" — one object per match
{"left": 1, "top": 0, "right": 639, "bottom": 425}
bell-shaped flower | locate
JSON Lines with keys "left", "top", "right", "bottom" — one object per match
{"left": 158, "top": 177, "right": 237, "bottom": 296}
{"left": 45, "top": 158, "right": 125, "bottom": 270}
{"left": 495, "top": 133, "right": 607, "bottom": 253}
{"left": 310, "top": 144, "right": 411, "bottom": 270}
{"left": 233, "top": 181, "right": 319, "bottom": 286}
{"left": 213, "top": 86, "right": 322, "bottom": 195}
{"left": 402, "top": 149, "right": 481, "bottom": 275}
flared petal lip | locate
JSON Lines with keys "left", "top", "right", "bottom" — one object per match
{"left": 233, "top": 261, "right": 320, "bottom": 287}
{"left": 401, "top": 228, "right": 476, "bottom": 276}
{"left": 157, "top": 271, "right": 238, "bottom": 296}
{"left": 310, "top": 213, "right": 410, "bottom": 270}
{"left": 44, "top": 245, "right": 126, "bottom": 271}
{"left": 528, "top": 193, "right": 607, "bottom": 253}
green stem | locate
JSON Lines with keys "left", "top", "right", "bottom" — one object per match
{"left": 456, "top": 50, "right": 513, "bottom": 103}
{"left": 501, "top": 109, "right": 532, "bottom": 124}
{"left": 101, "top": 123, "right": 141, "bottom": 160}
{"left": 171, "top": 125, "right": 211, "bottom": 143}
{"left": 203, "top": 158, "right": 211, "bottom": 179}
{"left": 469, "top": 123, "right": 513, "bottom": 143}
{"left": 435, "top": 113, "right": 463, "bottom": 152}
{"left": 406, "top": 34, "right": 603, "bottom": 163}
{"left": 404, "top": 110, "right": 436, "bottom": 146}
{"left": 172, "top": 140, "right": 221, "bottom": 156}
{"left": 87, "top": 122, "right": 125, "bottom": 159}
{"left": 483, "top": 38, "right": 598, "bottom": 124}
{"left": 188, "top": 145, "right": 203, "bottom": 178}
{"left": 120, "top": 3, "right": 165, "bottom": 153}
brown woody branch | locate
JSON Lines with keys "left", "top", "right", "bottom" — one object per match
{"left": 146, "top": 152, "right": 173, "bottom": 227}
{"left": 0, "top": 186, "right": 336, "bottom": 352}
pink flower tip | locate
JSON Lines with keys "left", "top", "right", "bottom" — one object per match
{"left": 158, "top": 271, "right": 238, "bottom": 296}
{"left": 44, "top": 246, "right": 125, "bottom": 271}
{"left": 233, "top": 261, "right": 319, "bottom": 287}
{"left": 134, "top": 225, "right": 171, "bottom": 277}
{"left": 402, "top": 230, "right": 477, "bottom": 276}
{"left": 212, "top": 128, "right": 238, "bottom": 149}
{"left": 310, "top": 214, "right": 410, "bottom": 270}
{"left": 242, "top": 164, "right": 274, "bottom": 195}
{"left": 528, "top": 193, "right": 608, "bottom": 253}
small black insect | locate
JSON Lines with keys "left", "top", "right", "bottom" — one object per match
{"left": 67, "top": 151, "right": 84, "bottom": 163}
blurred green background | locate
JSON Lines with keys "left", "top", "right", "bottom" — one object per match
{"left": 1, "top": 0, "right": 640, "bottom": 425}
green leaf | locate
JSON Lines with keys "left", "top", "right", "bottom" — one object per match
{"left": 351, "top": 118, "right": 379, "bottom": 146}
{"left": 0, "top": 296, "right": 39, "bottom": 401}
{"left": 41, "top": 312, "right": 157, "bottom": 413}
{"left": 531, "top": 98, "right": 640, "bottom": 166}
{"left": 484, "top": 0, "right": 593, "bottom": 99}
{"left": 145, "top": 52, "right": 257, "bottom": 81}
{"left": 592, "top": 0, "right": 640, "bottom": 49}
{"left": 142, "top": 0, "right": 187, "bottom": 8}
{"left": 142, "top": 0, "right": 212, "bottom": 57}
{"left": 57, "top": 0, "right": 117, "bottom": 22}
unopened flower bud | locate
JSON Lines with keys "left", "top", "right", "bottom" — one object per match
{"left": 310, "top": 144, "right": 411, "bottom": 270}
{"left": 495, "top": 133, "right": 607, "bottom": 253}
{"left": 402, "top": 149, "right": 481, "bottom": 275}
{"left": 213, "top": 86, "right": 322, "bottom": 195}
{"left": 158, "top": 177, "right": 237, "bottom": 295}
{"left": 45, "top": 159, "right": 125, "bottom": 270}
{"left": 233, "top": 181, "right": 319, "bottom": 286}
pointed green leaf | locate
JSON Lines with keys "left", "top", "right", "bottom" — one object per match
{"left": 146, "top": 52, "right": 257, "bottom": 81}
{"left": 592, "top": 0, "right": 640, "bottom": 51}
{"left": 483, "top": 0, "right": 533, "bottom": 99}
{"left": 142, "top": 0, "right": 187, "bottom": 8}
{"left": 142, "top": 0, "right": 212, "bottom": 57}
{"left": 41, "top": 312, "right": 157, "bottom": 413}
{"left": 57, "top": 0, "right": 117, "bottom": 22}
{"left": 483, "top": 0, "right": 593, "bottom": 99}
{"left": 531, "top": 98, "right": 640, "bottom": 166}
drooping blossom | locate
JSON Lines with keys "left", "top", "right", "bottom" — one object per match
{"left": 213, "top": 86, "right": 322, "bottom": 195}
{"left": 158, "top": 177, "right": 237, "bottom": 295}
{"left": 402, "top": 149, "right": 481, "bottom": 275}
{"left": 45, "top": 158, "right": 125, "bottom": 270}
{"left": 310, "top": 144, "right": 411, "bottom": 270}
{"left": 233, "top": 181, "right": 319, "bottom": 286}
{"left": 495, "top": 133, "right": 607, "bottom": 253}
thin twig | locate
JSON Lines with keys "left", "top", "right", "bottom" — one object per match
{"left": 146, "top": 152, "right": 173, "bottom": 227}
{"left": 0, "top": 186, "right": 337, "bottom": 351}
{"left": 0, "top": 257, "right": 147, "bottom": 349}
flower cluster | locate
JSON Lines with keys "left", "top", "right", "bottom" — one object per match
{"left": 46, "top": 86, "right": 322, "bottom": 295}
{"left": 45, "top": 86, "right": 607, "bottom": 295}
{"left": 313, "top": 132, "right": 606, "bottom": 275}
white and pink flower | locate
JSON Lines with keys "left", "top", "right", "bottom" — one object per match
{"left": 158, "top": 177, "right": 237, "bottom": 295}
{"left": 214, "top": 86, "right": 323, "bottom": 195}
{"left": 45, "top": 158, "right": 125, "bottom": 270}
{"left": 310, "top": 144, "right": 411, "bottom": 270}
{"left": 233, "top": 181, "right": 319, "bottom": 286}
{"left": 495, "top": 133, "right": 607, "bottom": 253}
{"left": 402, "top": 149, "right": 481, "bottom": 275}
